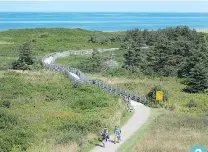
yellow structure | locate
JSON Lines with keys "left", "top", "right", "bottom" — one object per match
{"left": 156, "top": 91, "right": 163, "bottom": 101}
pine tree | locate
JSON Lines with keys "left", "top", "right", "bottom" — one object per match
{"left": 184, "top": 63, "right": 208, "bottom": 93}
{"left": 151, "top": 35, "right": 173, "bottom": 76}
{"left": 88, "top": 49, "right": 102, "bottom": 73}
{"left": 12, "top": 40, "right": 34, "bottom": 70}
{"left": 184, "top": 36, "right": 208, "bottom": 93}
{"left": 123, "top": 47, "right": 147, "bottom": 73}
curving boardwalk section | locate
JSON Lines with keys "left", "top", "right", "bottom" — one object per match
{"left": 42, "top": 48, "right": 150, "bottom": 152}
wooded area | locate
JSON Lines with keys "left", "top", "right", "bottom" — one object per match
{"left": 122, "top": 26, "right": 208, "bottom": 93}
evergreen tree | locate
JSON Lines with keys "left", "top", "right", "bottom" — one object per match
{"left": 184, "top": 63, "right": 208, "bottom": 93}
{"left": 123, "top": 47, "right": 147, "bottom": 73}
{"left": 12, "top": 40, "right": 34, "bottom": 70}
{"left": 88, "top": 49, "right": 102, "bottom": 73}
{"left": 150, "top": 35, "right": 173, "bottom": 76}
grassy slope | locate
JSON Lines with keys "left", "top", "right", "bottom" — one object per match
{"left": 133, "top": 111, "right": 208, "bottom": 152}
{"left": 0, "top": 70, "right": 127, "bottom": 152}
{"left": 0, "top": 28, "right": 127, "bottom": 152}
{"left": 56, "top": 49, "right": 125, "bottom": 71}
{"left": 1, "top": 28, "right": 208, "bottom": 152}
{"left": 57, "top": 45, "right": 208, "bottom": 152}
{"left": 197, "top": 29, "right": 208, "bottom": 33}
{"left": 117, "top": 108, "right": 165, "bottom": 152}
{"left": 88, "top": 75, "right": 208, "bottom": 152}
{"left": 0, "top": 28, "right": 123, "bottom": 70}
{"left": 89, "top": 74, "right": 208, "bottom": 114}
{"left": 57, "top": 50, "right": 208, "bottom": 114}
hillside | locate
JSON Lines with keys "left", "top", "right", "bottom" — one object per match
{"left": 56, "top": 27, "right": 208, "bottom": 151}
{"left": 0, "top": 70, "right": 130, "bottom": 152}
{"left": 0, "top": 28, "right": 127, "bottom": 152}
{"left": 0, "top": 28, "right": 124, "bottom": 70}
{"left": 1, "top": 27, "right": 208, "bottom": 152}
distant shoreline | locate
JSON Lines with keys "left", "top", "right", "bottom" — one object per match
{"left": 0, "top": 27, "right": 207, "bottom": 33}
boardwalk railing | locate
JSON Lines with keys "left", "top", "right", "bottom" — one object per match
{"left": 42, "top": 48, "right": 147, "bottom": 104}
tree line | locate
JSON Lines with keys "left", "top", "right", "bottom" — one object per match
{"left": 122, "top": 26, "right": 208, "bottom": 93}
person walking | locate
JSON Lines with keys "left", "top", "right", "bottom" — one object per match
{"left": 101, "top": 127, "right": 109, "bottom": 148}
{"left": 114, "top": 126, "right": 121, "bottom": 144}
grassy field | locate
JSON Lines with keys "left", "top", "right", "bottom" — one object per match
{"left": 57, "top": 47, "right": 208, "bottom": 152}
{"left": 89, "top": 74, "right": 208, "bottom": 114}
{"left": 56, "top": 49, "right": 126, "bottom": 73}
{"left": 118, "top": 108, "right": 165, "bottom": 152}
{"left": 57, "top": 49, "right": 208, "bottom": 114}
{"left": 1, "top": 28, "right": 208, "bottom": 152}
{"left": 0, "top": 28, "right": 128, "bottom": 152}
{"left": 86, "top": 74, "right": 208, "bottom": 151}
{"left": 197, "top": 29, "right": 208, "bottom": 33}
{"left": 133, "top": 111, "right": 208, "bottom": 152}
{"left": 0, "top": 70, "right": 129, "bottom": 152}
{"left": 0, "top": 28, "right": 123, "bottom": 70}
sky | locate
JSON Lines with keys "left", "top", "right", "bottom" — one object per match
{"left": 0, "top": 1, "right": 208, "bottom": 12}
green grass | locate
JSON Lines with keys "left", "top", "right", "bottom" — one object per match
{"left": 56, "top": 41, "right": 208, "bottom": 151}
{"left": 117, "top": 108, "right": 165, "bottom": 152}
{"left": 81, "top": 110, "right": 133, "bottom": 152}
{"left": 89, "top": 74, "right": 208, "bottom": 114}
{"left": 118, "top": 108, "right": 208, "bottom": 152}
{"left": 56, "top": 49, "right": 126, "bottom": 69}
{"left": 133, "top": 111, "right": 208, "bottom": 152}
{"left": 0, "top": 28, "right": 123, "bottom": 70}
{"left": 197, "top": 29, "right": 208, "bottom": 33}
{"left": 57, "top": 49, "right": 208, "bottom": 114}
{"left": 0, "top": 70, "right": 129, "bottom": 152}
{"left": 0, "top": 28, "right": 128, "bottom": 152}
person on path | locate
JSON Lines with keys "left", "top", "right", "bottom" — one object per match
{"left": 101, "top": 127, "right": 109, "bottom": 147}
{"left": 114, "top": 126, "right": 121, "bottom": 144}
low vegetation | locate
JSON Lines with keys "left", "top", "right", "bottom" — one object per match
{"left": 1, "top": 27, "right": 208, "bottom": 152}
{"left": 133, "top": 111, "right": 208, "bottom": 152}
{"left": 89, "top": 74, "right": 208, "bottom": 114}
{"left": 56, "top": 49, "right": 125, "bottom": 73}
{"left": 0, "top": 70, "right": 127, "bottom": 152}
{"left": 0, "top": 28, "right": 127, "bottom": 152}
{"left": 0, "top": 28, "right": 123, "bottom": 70}
{"left": 11, "top": 40, "right": 36, "bottom": 70}
{"left": 57, "top": 27, "right": 208, "bottom": 151}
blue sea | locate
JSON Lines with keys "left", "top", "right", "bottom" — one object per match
{"left": 1, "top": 12, "right": 208, "bottom": 31}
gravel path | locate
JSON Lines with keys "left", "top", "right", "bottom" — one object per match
{"left": 90, "top": 101, "right": 150, "bottom": 152}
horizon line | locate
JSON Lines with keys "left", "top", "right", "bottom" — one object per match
{"left": 1, "top": 11, "right": 208, "bottom": 13}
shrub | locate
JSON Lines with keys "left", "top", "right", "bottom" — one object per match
{"left": 103, "top": 68, "right": 129, "bottom": 77}
{"left": 186, "top": 99, "right": 198, "bottom": 108}
{"left": 146, "top": 85, "right": 168, "bottom": 107}
{"left": 0, "top": 110, "right": 32, "bottom": 152}
{"left": 0, "top": 100, "right": 11, "bottom": 108}
{"left": 11, "top": 41, "right": 35, "bottom": 70}
{"left": 38, "top": 32, "right": 50, "bottom": 38}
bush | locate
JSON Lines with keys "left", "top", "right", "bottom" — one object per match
{"left": 146, "top": 85, "right": 168, "bottom": 107}
{"left": 186, "top": 99, "right": 198, "bottom": 108}
{"left": 103, "top": 68, "right": 129, "bottom": 77}
{"left": 164, "top": 104, "right": 178, "bottom": 111}
{"left": 38, "top": 32, "right": 50, "bottom": 38}
{"left": 11, "top": 41, "right": 35, "bottom": 70}
{"left": 0, "top": 100, "right": 11, "bottom": 108}
{"left": 0, "top": 110, "right": 32, "bottom": 152}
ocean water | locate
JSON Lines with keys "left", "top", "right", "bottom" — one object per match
{"left": 0, "top": 12, "right": 208, "bottom": 31}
